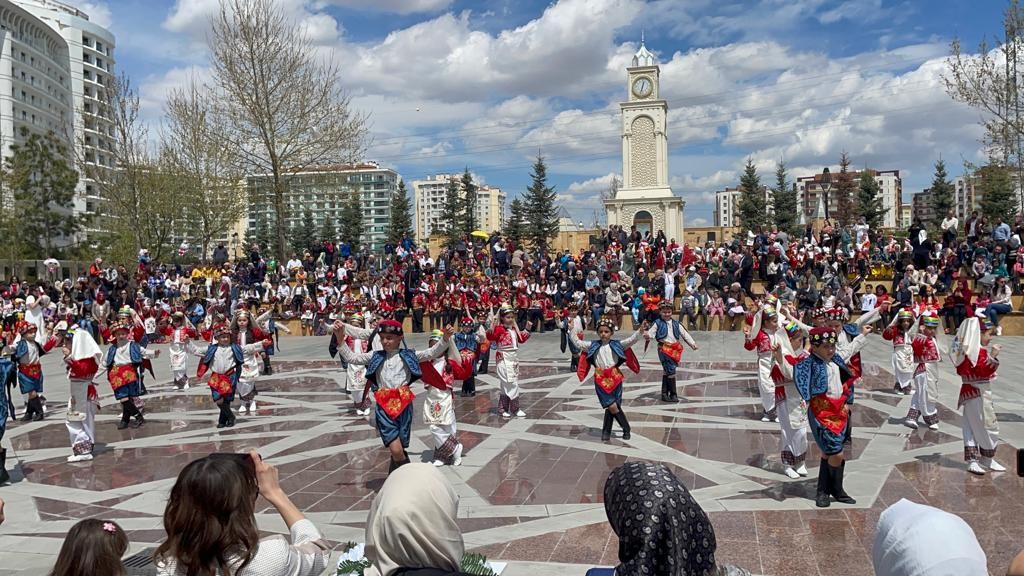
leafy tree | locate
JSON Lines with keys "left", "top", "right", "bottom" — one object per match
{"left": 460, "top": 168, "right": 477, "bottom": 236}
{"left": 441, "top": 176, "right": 462, "bottom": 248}
{"left": 505, "top": 197, "right": 527, "bottom": 248}
{"left": 833, "top": 152, "right": 857, "bottom": 225}
{"left": 857, "top": 170, "right": 887, "bottom": 230}
{"left": 770, "top": 161, "right": 798, "bottom": 234}
{"left": 977, "top": 163, "right": 1019, "bottom": 221}
{"left": 291, "top": 209, "right": 316, "bottom": 253}
{"left": 928, "top": 159, "right": 955, "bottom": 227}
{"left": 4, "top": 128, "right": 83, "bottom": 257}
{"left": 339, "top": 189, "right": 364, "bottom": 251}
{"left": 736, "top": 158, "right": 766, "bottom": 233}
{"left": 319, "top": 214, "right": 336, "bottom": 244}
{"left": 523, "top": 155, "right": 559, "bottom": 255}
{"left": 387, "top": 179, "right": 413, "bottom": 244}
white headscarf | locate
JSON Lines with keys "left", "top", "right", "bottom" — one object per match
{"left": 365, "top": 464, "right": 463, "bottom": 576}
{"left": 69, "top": 327, "right": 102, "bottom": 361}
{"left": 949, "top": 317, "right": 981, "bottom": 368}
{"left": 872, "top": 499, "right": 987, "bottom": 576}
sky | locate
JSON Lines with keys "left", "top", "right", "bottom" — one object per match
{"left": 90, "top": 0, "right": 1008, "bottom": 229}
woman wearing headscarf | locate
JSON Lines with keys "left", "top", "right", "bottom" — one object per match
{"left": 872, "top": 498, "right": 987, "bottom": 576}
{"left": 591, "top": 461, "right": 750, "bottom": 576}
{"left": 364, "top": 463, "right": 472, "bottom": 576}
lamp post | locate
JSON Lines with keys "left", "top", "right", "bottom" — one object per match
{"left": 820, "top": 167, "right": 832, "bottom": 220}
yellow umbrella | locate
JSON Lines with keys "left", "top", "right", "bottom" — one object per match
{"left": 470, "top": 230, "right": 489, "bottom": 239}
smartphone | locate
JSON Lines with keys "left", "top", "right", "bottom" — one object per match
{"left": 1017, "top": 448, "right": 1024, "bottom": 477}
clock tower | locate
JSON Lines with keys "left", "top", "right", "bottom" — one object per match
{"left": 603, "top": 40, "right": 684, "bottom": 240}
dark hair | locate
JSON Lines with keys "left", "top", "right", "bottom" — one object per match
{"left": 50, "top": 519, "right": 128, "bottom": 576}
{"left": 155, "top": 454, "right": 260, "bottom": 576}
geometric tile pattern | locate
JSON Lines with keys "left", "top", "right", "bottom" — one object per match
{"left": 0, "top": 333, "right": 1021, "bottom": 575}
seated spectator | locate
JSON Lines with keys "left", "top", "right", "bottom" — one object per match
{"left": 985, "top": 275, "right": 1014, "bottom": 336}
{"left": 155, "top": 451, "right": 330, "bottom": 575}
{"left": 587, "top": 462, "right": 751, "bottom": 576}
{"left": 364, "top": 463, "right": 474, "bottom": 576}
{"left": 872, "top": 498, "right": 987, "bottom": 576}
{"left": 50, "top": 519, "right": 128, "bottom": 576}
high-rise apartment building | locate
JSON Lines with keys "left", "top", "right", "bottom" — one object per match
{"left": 795, "top": 169, "right": 902, "bottom": 228}
{"left": 412, "top": 173, "right": 505, "bottom": 242}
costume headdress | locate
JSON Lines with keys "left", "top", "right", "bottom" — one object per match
{"left": 596, "top": 317, "right": 617, "bottom": 331}
{"left": 378, "top": 319, "right": 403, "bottom": 335}
{"left": 809, "top": 327, "right": 838, "bottom": 345}
{"left": 429, "top": 329, "right": 444, "bottom": 342}
{"left": 658, "top": 300, "right": 673, "bottom": 310}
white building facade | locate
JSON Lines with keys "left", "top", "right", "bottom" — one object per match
{"left": 795, "top": 169, "right": 902, "bottom": 228}
{"left": 412, "top": 173, "right": 505, "bottom": 241}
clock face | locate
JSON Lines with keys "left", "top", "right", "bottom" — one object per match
{"left": 632, "top": 77, "right": 653, "bottom": 98}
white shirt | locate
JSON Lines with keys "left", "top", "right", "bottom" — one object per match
{"left": 337, "top": 337, "right": 448, "bottom": 390}
{"left": 860, "top": 293, "right": 877, "bottom": 312}
{"left": 941, "top": 216, "right": 958, "bottom": 232}
{"left": 569, "top": 331, "right": 642, "bottom": 369}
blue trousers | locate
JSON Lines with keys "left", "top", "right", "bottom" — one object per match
{"left": 596, "top": 383, "right": 623, "bottom": 409}
{"left": 658, "top": 350, "right": 679, "bottom": 376}
{"left": 809, "top": 416, "right": 847, "bottom": 456}
{"left": 376, "top": 403, "right": 413, "bottom": 448}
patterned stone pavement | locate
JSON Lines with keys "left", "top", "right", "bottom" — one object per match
{"left": 1, "top": 331, "right": 1023, "bottom": 575}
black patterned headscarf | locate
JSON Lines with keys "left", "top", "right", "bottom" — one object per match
{"left": 604, "top": 462, "right": 718, "bottom": 576}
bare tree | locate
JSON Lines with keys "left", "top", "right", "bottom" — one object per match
{"left": 208, "top": 0, "right": 369, "bottom": 261}
{"left": 162, "top": 76, "right": 248, "bottom": 260}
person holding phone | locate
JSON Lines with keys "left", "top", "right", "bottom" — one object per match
{"left": 155, "top": 451, "right": 330, "bottom": 575}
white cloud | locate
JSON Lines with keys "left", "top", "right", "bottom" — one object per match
{"left": 319, "top": 0, "right": 452, "bottom": 14}
{"left": 690, "top": 217, "right": 709, "bottom": 226}
{"left": 566, "top": 172, "right": 620, "bottom": 195}
{"left": 79, "top": 1, "right": 113, "bottom": 28}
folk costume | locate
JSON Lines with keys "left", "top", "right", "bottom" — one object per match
{"left": 646, "top": 300, "right": 698, "bottom": 402}
{"left": 570, "top": 319, "right": 642, "bottom": 441}
{"left": 794, "top": 327, "right": 857, "bottom": 508}
{"left": 771, "top": 321, "right": 810, "bottom": 478}
{"left": 487, "top": 305, "right": 531, "bottom": 418}
{"left": 0, "top": 338, "right": 12, "bottom": 483}
{"left": 330, "top": 314, "right": 375, "bottom": 414}
{"left": 903, "top": 313, "right": 942, "bottom": 430}
{"left": 231, "top": 310, "right": 270, "bottom": 414}
{"left": 13, "top": 321, "right": 61, "bottom": 421}
{"left": 951, "top": 318, "right": 1006, "bottom": 475}
{"left": 744, "top": 305, "right": 780, "bottom": 421}
{"left": 104, "top": 321, "right": 157, "bottom": 429}
{"left": 64, "top": 326, "right": 102, "bottom": 462}
{"left": 882, "top": 310, "right": 917, "bottom": 395}
{"left": 556, "top": 304, "right": 585, "bottom": 372}
{"left": 453, "top": 317, "right": 485, "bottom": 397}
{"left": 424, "top": 330, "right": 472, "bottom": 466}
{"left": 828, "top": 306, "right": 876, "bottom": 445}
{"left": 335, "top": 320, "right": 450, "bottom": 473}
{"left": 193, "top": 325, "right": 268, "bottom": 428}
{"left": 164, "top": 312, "right": 196, "bottom": 389}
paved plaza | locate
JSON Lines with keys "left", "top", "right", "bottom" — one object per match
{"left": 0, "top": 331, "right": 1022, "bottom": 575}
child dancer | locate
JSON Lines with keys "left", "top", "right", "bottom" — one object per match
{"left": 63, "top": 325, "right": 102, "bottom": 462}
{"left": 882, "top": 309, "right": 917, "bottom": 395}
{"left": 570, "top": 318, "right": 645, "bottom": 441}
{"left": 454, "top": 316, "right": 485, "bottom": 397}
{"left": 332, "top": 320, "right": 452, "bottom": 473}
{"left": 488, "top": 304, "right": 531, "bottom": 418}
{"left": 104, "top": 321, "right": 158, "bottom": 429}
{"left": 13, "top": 321, "right": 62, "bottom": 421}
{"left": 231, "top": 309, "right": 269, "bottom": 414}
{"left": 646, "top": 300, "right": 699, "bottom": 403}
{"left": 425, "top": 329, "right": 470, "bottom": 466}
{"left": 0, "top": 336, "right": 11, "bottom": 483}
{"left": 952, "top": 317, "right": 1006, "bottom": 475}
{"left": 903, "top": 312, "right": 941, "bottom": 430}
{"left": 744, "top": 305, "right": 780, "bottom": 422}
{"left": 164, "top": 312, "right": 196, "bottom": 390}
{"left": 193, "top": 324, "right": 268, "bottom": 428}
{"left": 771, "top": 321, "right": 810, "bottom": 478}
{"left": 557, "top": 303, "right": 584, "bottom": 372}
{"left": 335, "top": 313, "right": 373, "bottom": 415}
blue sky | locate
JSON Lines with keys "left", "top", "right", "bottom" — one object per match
{"left": 92, "top": 0, "right": 1006, "bottom": 229}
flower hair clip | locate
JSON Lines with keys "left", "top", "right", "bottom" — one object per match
{"left": 103, "top": 522, "right": 117, "bottom": 533}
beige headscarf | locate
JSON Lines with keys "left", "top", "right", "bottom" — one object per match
{"left": 950, "top": 317, "right": 981, "bottom": 367}
{"left": 365, "top": 463, "right": 464, "bottom": 576}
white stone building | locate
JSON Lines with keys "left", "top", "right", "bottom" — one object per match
{"left": 412, "top": 173, "right": 505, "bottom": 242}
{"left": 795, "top": 169, "right": 902, "bottom": 228}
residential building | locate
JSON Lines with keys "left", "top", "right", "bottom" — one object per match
{"left": 247, "top": 162, "right": 399, "bottom": 251}
{"left": 712, "top": 185, "right": 769, "bottom": 228}
{"left": 898, "top": 204, "right": 912, "bottom": 229}
{"left": 14, "top": 0, "right": 115, "bottom": 225}
{"left": 952, "top": 176, "right": 980, "bottom": 220}
{"left": 795, "top": 169, "right": 903, "bottom": 228}
{"left": 412, "top": 173, "right": 505, "bottom": 242}
{"left": 911, "top": 188, "right": 934, "bottom": 224}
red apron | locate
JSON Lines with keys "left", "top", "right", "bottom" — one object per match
{"left": 107, "top": 364, "right": 138, "bottom": 391}
{"left": 375, "top": 385, "right": 415, "bottom": 419}
{"left": 595, "top": 367, "right": 624, "bottom": 394}
{"left": 660, "top": 341, "right": 683, "bottom": 363}
{"left": 208, "top": 372, "right": 234, "bottom": 396}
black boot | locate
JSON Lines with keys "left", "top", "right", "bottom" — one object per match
{"left": 612, "top": 409, "right": 631, "bottom": 440}
{"left": 263, "top": 357, "right": 273, "bottom": 375}
{"left": 830, "top": 461, "right": 856, "bottom": 504}
{"left": 569, "top": 355, "right": 578, "bottom": 372}
{"left": 661, "top": 376, "right": 673, "bottom": 402}
{"left": 31, "top": 397, "right": 43, "bottom": 421}
{"left": 223, "top": 401, "right": 236, "bottom": 428}
{"left": 20, "top": 397, "right": 35, "bottom": 422}
{"left": 0, "top": 448, "right": 9, "bottom": 485}
{"left": 601, "top": 410, "right": 614, "bottom": 441}
{"left": 667, "top": 375, "right": 679, "bottom": 402}
{"left": 216, "top": 402, "right": 228, "bottom": 428}
{"left": 815, "top": 459, "right": 831, "bottom": 508}
{"left": 125, "top": 401, "right": 144, "bottom": 428}
{"left": 117, "top": 402, "right": 131, "bottom": 430}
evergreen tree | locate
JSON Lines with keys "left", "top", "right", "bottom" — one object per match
{"left": 737, "top": 158, "right": 766, "bottom": 233}
{"left": 319, "top": 214, "right": 336, "bottom": 244}
{"left": 387, "top": 179, "right": 413, "bottom": 244}
{"left": 441, "top": 176, "right": 462, "bottom": 248}
{"left": 290, "top": 209, "right": 316, "bottom": 253}
{"left": 856, "top": 170, "right": 887, "bottom": 229}
{"left": 339, "top": 189, "right": 363, "bottom": 251}
{"left": 4, "top": 128, "right": 82, "bottom": 257}
{"left": 928, "top": 159, "right": 955, "bottom": 227}
{"left": 523, "top": 155, "right": 559, "bottom": 255}
{"left": 833, "top": 152, "right": 857, "bottom": 225}
{"left": 771, "top": 161, "right": 798, "bottom": 234}
{"left": 977, "top": 163, "right": 1018, "bottom": 221}
{"left": 505, "top": 197, "right": 527, "bottom": 247}
{"left": 460, "top": 168, "right": 477, "bottom": 236}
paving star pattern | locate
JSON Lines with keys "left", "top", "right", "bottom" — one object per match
{"left": 0, "top": 332, "right": 1022, "bottom": 575}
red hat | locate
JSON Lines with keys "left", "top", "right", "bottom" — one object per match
{"left": 17, "top": 321, "right": 36, "bottom": 335}
{"left": 809, "top": 327, "right": 838, "bottom": 345}
{"left": 213, "top": 323, "right": 232, "bottom": 338}
{"left": 378, "top": 319, "right": 403, "bottom": 335}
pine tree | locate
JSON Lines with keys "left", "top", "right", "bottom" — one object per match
{"left": 339, "top": 189, "right": 363, "bottom": 251}
{"left": 4, "top": 129, "right": 82, "bottom": 257}
{"left": 737, "top": 158, "right": 766, "bottom": 233}
{"left": 834, "top": 152, "right": 857, "bottom": 224}
{"left": 387, "top": 179, "right": 413, "bottom": 244}
{"left": 856, "top": 170, "right": 887, "bottom": 229}
{"left": 928, "top": 159, "right": 955, "bottom": 227}
{"left": 319, "top": 215, "right": 336, "bottom": 244}
{"left": 441, "top": 176, "right": 462, "bottom": 248}
{"left": 977, "top": 163, "right": 1018, "bottom": 221}
{"left": 505, "top": 197, "right": 527, "bottom": 247}
{"left": 523, "top": 155, "right": 559, "bottom": 255}
{"left": 460, "top": 168, "right": 477, "bottom": 236}
{"left": 771, "top": 161, "right": 798, "bottom": 234}
{"left": 290, "top": 209, "right": 316, "bottom": 253}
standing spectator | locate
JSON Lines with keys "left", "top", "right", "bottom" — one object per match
{"left": 941, "top": 209, "right": 959, "bottom": 247}
{"left": 211, "top": 244, "right": 229, "bottom": 267}
{"left": 965, "top": 210, "right": 981, "bottom": 243}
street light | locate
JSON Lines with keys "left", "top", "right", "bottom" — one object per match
{"left": 820, "top": 167, "right": 832, "bottom": 220}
